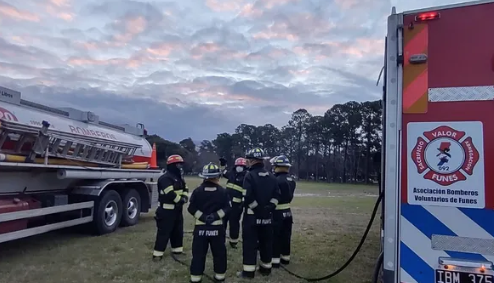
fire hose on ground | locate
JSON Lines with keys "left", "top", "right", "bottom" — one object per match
{"left": 171, "top": 192, "right": 384, "bottom": 282}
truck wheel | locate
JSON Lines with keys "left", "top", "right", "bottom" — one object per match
{"left": 94, "top": 190, "right": 123, "bottom": 235}
{"left": 120, "top": 189, "right": 141, "bottom": 227}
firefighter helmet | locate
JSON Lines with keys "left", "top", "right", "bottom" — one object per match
{"left": 199, "top": 162, "right": 221, "bottom": 179}
{"left": 272, "top": 155, "right": 291, "bottom": 167}
{"left": 245, "top": 148, "right": 265, "bottom": 160}
{"left": 167, "top": 154, "right": 184, "bottom": 165}
{"left": 234, "top": 157, "right": 247, "bottom": 166}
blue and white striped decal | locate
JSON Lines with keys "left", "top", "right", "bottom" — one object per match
{"left": 400, "top": 204, "right": 494, "bottom": 283}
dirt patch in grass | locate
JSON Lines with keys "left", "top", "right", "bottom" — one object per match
{"left": 0, "top": 179, "right": 380, "bottom": 283}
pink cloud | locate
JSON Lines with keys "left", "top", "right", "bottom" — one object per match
{"left": 67, "top": 51, "right": 155, "bottom": 69}
{"left": 0, "top": 2, "right": 40, "bottom": 22}
{"left": 108, "top": 16, "right": 148, "bottom": 44}
{"left": 252, "top": 22, "right": 298, "bottom": 41}
{"left": 189, "top": 43, "right": 246, "bottom": 60}
{"left": 293, "top": 38, "right": 384, "bottom": 59}
{"left": 206, "top": 0, "right": 245, "bottom": 12}
{"left": 238, "top": 3, "right": 263, "bottom": 18}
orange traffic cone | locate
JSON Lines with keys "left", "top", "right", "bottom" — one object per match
{"left": 149, "top": 143, "right": 158, "bottom": 169}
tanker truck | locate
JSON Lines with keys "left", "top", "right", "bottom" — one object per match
{"left": 380, "top": 1, "right": 494, "bottom": 283}
{"left": 0, "top": 86, "right": 163, "bottom": 243}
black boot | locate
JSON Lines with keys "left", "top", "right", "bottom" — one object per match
{"left": 236, "top": 271, "right": 254, "bottom": 279}
{"left": 152, "top": 256, "right": 162, "bottom": 262}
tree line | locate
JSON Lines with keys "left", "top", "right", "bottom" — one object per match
{"left": 146, "top": 100, "right": 382, "bottom": 184}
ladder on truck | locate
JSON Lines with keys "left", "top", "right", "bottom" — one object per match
{"left": 0, "top": 118, "right": 142, "bottom": 167}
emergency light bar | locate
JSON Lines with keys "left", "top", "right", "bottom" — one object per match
{"left": 415, "top": 11, "right": 440, "bottom": 21}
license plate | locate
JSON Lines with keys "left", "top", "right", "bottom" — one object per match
{"left": 436, "top": 269, "right": 493, "bottom": 283}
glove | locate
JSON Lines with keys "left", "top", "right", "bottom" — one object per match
{"left": 205, "top": 213, "right": 216, "bottom": 225}
{"left": 178, "top": 196, "right": 187, "bottom": 204}
{"left": 219, "top": 157, "right": 227, "bottom": 166}
{"left": 265, "top": 203, "right": 276, "bottom": 212}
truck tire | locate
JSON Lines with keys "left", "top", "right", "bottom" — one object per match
{"left": 94, "top": 190, "right": 123, "bottom": 235}
{"left": 120, "top": 189, "right": 141, "bottom": 227}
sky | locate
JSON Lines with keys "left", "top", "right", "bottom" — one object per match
{"left": 0, "top": 0, "right": 475, "bottom": 142}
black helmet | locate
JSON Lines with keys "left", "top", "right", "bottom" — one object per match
{"left": 198, "top": 162, "right": 221, "bottom": 179}
{"left": 245, "top": 148, "right": 266, "bottom": 160}
{"left": 271, "top": 155, "right": 291, "bottom": 167}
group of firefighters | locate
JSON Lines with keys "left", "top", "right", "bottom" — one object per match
{"left": 152, "top": 147, "right": 297, "bottom": 282}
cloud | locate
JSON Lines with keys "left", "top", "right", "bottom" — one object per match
{"left": 0, "top": 1, "right": 40, "bottom": 22}
{"left": 0, "top": 0, "right": 469, "bottom": 142}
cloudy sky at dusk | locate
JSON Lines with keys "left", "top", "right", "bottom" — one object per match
{"left": 0, "top": 0, "right": 472, "bottom": 141}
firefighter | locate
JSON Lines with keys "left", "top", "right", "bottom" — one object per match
{"left": 224, "top": 157, "right": 248, "bottom": 248}
{"left": 219, "top": 157, "right": 228, "bottom": 177}
{"left": 188, "top": 162, "right": 231, "bottom": 283}
{"left": 152, "top": 154, "right": 189, "bottom": 261}
{"left": 271, "top": 155, "right": 296, "bottom": 267}
{"left": 237, "top": 148, "right": 281, "bottom": 279}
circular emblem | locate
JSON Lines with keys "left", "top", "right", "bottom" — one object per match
{"left": 411, "top": 126, "right": 480, "bottom": 186}
{"left": 0, "top": 106, "right": 18, "bottom": 122}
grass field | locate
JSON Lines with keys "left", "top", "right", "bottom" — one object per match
{"left": 0, "top": 177, "right": 381, "bottom": 283}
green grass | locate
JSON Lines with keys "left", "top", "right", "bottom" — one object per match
{"left": 0, "top": 177, "right": 381, "bottom": 283}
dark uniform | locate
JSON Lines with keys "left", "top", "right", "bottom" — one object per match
{"left": 188, "top": 163, "right": 231, "bottom": 283}
{"left": 224, "top": 157, "right": 247, "bottom": 247}
{"left": 238, "top": 148, "right": 281, "bottom": 279}
{"left": 271, "top": 155, "right": 296, "bottom": 267}
{"left": 152, "top": 155, "right": 189, "bottom": 259}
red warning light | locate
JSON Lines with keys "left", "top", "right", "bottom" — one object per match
{"left": 415, "top": 11, "right": 440, "bottom": 22}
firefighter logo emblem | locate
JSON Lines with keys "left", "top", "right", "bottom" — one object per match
{"left": 411, "top": 125, "right": 480, "bottom": 186}
{"left": 0, "top": 106, "right": 17, "bottom": 121}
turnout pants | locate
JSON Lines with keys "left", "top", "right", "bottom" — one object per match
{"left": 241, "top": 212, "right": 274, "bottom": 278}
{"left": 153, "top": 206, "right": 184, "bottom": 257}
{"left": 273, "top": 209, "right": 293, "bottom": 266}
{"left": 190, "top": 225, "right": 227, "bottom": 282}
{"left": 225, "top": 204, "right": 242, "bottom": 244}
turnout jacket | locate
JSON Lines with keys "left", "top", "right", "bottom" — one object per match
{"left": 274, "top": 172, "right": 296, "bottom": 210}
{"left": 187, "top": 181, "right": 231, "bottom": 226}
{"left": 226, "top": 169, "right": 247, "bottom": 206}
{"left": 157, "top": 171, "right": 189, "bottom": 209}
{"left": 243, "top": 163, "right": 281, "bottom": 217}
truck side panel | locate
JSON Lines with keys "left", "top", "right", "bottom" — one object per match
{"left": 399, "top": 3, "right": 494, "bottom": 283}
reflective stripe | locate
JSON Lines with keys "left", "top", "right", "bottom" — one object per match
{"left": 229, "top": 238, "right": 239, "bottom": 243}
{"left": 272, "top": 258, "right": 280, "bottom": 264}
{"left": 248, "top": 201, "right": 258, "bottom": 209}
{"left": 217, "top": 209, "right": 225, "bottom": 218}
{"left": 171, "top": 247, "right": 183, "bottom": 253}
{"left": 215, "top": 274, "right": 226, "bottom": 280}
{"left": 260, "top": 261, "right": 272, "bottom": 269}
{"left": 195, "top": 219, "right": 223, "bottom": 225}
{"left": 247, "top": 208, "right": 254, "bottom": 215}
{"left": 175, "top": 190, "right": 183, "bottom": 196}
{"left": 281, "top": 255, "right": 290, "bottom": 261}
{"left": 182, "top": 191, "right": 189, "bottom": 197}
{"left": 164, "top": 186, "right": 174, "bottom": 194}
{"left": 153, "top": 250, "right": 164, "bottom": 257}
{"left": 190, "top": 275, "right": 202, "bottom": 282}
{"left": 243, "top": 265, "right": 256, "bottom": 272}
{"left": 229, "top": 183, "right": 244, "bottom": 193}
{"left": 194, "top": 211, "right": 203, "bottom": 219}
{"left": 276, "top": 203, "right": 290, "bottom": 210}
{"left": 162, "top": 203, "right": 175, "bottom": 209}
{"left": 232, "top": 197, "right": 242, "bottom": 203}
{"left": 226, "top": 183, "right": 234, "bottom": 188}
{"left": 242, "top": 190, "right": 246, "bottom": 196}
{"left": 270, "top": 198, "right": 279, "bottom": 205}
{"left": 173, "top": 194, "right": 181, "bottom": 203}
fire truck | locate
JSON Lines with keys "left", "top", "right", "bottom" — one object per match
{"left": 0, "top": 86, "right": 162, "bottom": 243}
{"left": 381, "top": 1, "right": 494, "bottom": 283}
